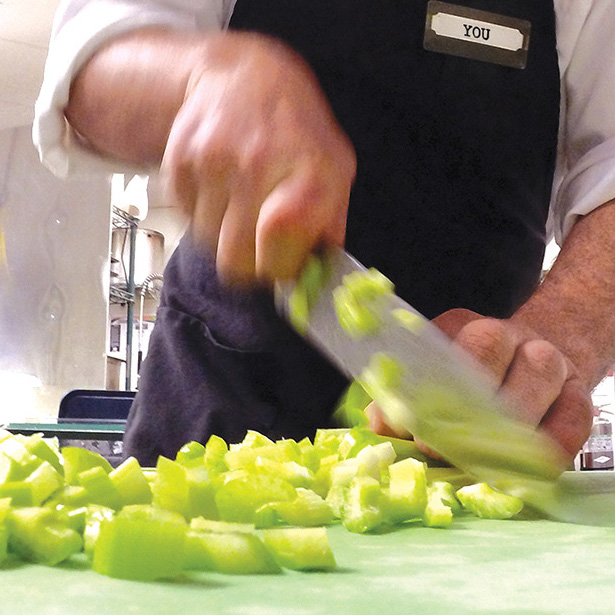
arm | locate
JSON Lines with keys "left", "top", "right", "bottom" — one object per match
{"left": 65, "top": 28, "right": 356, "bottom": 283}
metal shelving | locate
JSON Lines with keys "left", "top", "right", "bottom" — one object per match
{"left": 110, "top": 206, "right": 138, "bottom": 390}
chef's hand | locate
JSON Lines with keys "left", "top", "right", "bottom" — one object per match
{"left": 366, "top": 308, "right": 595, "bottom": 464}
{"left": 162, "top": 33, "right": 356, "bottom": 285}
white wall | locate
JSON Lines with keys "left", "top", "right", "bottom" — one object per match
{"left": 0, "top": 125, "right": 111, "bottom": 422}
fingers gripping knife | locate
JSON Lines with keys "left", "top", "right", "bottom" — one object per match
{"left": 275, "top": 248, "right": 615, "bottom": 526}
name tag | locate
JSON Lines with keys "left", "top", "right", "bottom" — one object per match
{"left": 424, "top": 1, "right": 531, "bottom": 69}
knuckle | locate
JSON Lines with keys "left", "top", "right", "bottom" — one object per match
{"left": 521, "top": 340, "right": 567, "bottom": 383}
{"left": 456, "top": 319, "right": 513, "bottom": 373}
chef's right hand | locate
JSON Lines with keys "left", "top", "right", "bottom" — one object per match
{"left": 162, "top": 32, "right": 357, "bottom": 286}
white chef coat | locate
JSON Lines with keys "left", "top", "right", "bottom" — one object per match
{"left": 33, "top": 0, "right": 615, "bottom": 244}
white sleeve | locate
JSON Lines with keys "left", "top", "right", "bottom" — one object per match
{"left": 33, "top": 0, "right": 229, "bottom": 178}
{"left": 551, "top": 0, "right": 615, "bottom": 243}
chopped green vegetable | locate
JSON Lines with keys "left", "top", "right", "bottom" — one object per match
{"left": 108, "top": 456, "right": 152, "bottom": 506}
{"left": 392, "top": 308, "right": 426, "bottom": 335}
{"left": 262, "top": 527, "right": 336, "bottom": 571}
{"left": 333, "top": 268, "right": 394, "bottom": 338}
{"left": 456, "top": 483, "right": 523, "bottom": 520}
{"left": 384, "top": 457, "right": 428, "bottom": 524}
{"left": 77, "top": 466, "right": 123, "bottom": 510}
{"left": 7, "top": 506, "right": 82, "bottom": 566}
{"left": 342, "top": 476, "right": 384, "bottom": 534}
{"left": 62, "top": 447, "right": 113, "bottom": 486}
{"left": 288, "top": 254, "right": 330, "bottom": 334}
{"left": 92, "top": 505, "right": 186, "bottom": 581}
{"left": 184, "top": 529, "right": 281, "bottom": 574}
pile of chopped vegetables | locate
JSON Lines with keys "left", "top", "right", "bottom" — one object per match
{"left": 0, "top": 426, "right": 523, "bottom": 582}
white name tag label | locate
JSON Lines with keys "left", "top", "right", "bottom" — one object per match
{"left": 424, "top": 1, "right": 531, "bottom": 69}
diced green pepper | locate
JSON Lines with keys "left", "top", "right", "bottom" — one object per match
{"left": 0, "top": 437, "right": 41, "bottom": 481}
{"left": 456, "top": 483, "right": 523, "bottom": 520}
{"left": 262, "top": 527, "right": 336, "bottom": 571}
{"left": 7, "top": 507, "right": 83, "bottom": 566}
{"left": 288, "top": 254, "right": 330, "bottom": 334}
{"left": 92, "top": 505, "right": 186, "bottom": 581}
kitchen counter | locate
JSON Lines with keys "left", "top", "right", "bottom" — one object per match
{"left": 2, "top": 515, "right": 615, "bottom": 615}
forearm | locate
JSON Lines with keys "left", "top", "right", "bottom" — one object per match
{"left": 513, "top": 199, "right": 615, "bottom": 390}
{"left": 65, "top": 27, "right": 213, "bottom": 167}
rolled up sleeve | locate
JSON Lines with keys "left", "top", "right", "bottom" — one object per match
{"left": 551, "top": 0, "right": 615, "bottom": 243}
{"left": 33, "top": 0, "right": 225, "bottom": 177}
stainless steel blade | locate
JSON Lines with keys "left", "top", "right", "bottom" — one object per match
{"left": 275, "top": 248, "right": 615, "bottom": 525}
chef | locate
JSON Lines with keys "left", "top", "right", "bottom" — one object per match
{"left": 34, "top": 1, "right": 615, "bottom": 467}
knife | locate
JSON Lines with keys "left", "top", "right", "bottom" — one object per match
{"left": 275, "top": 247, "right": 615, "bottom": 526}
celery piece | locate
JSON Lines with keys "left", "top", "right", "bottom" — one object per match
{"left": 83, "top": 505, "right": 116, "bottom": 558}
{"left": 268, "top": 488, "right": 334, "bottom": 528}
{"left": 190, "top": 517, "right": 255, "bottom": 534}
{"left": 297, "top": 437, "right": 320, "bottom": 473}
{"left": 184, "top": 528, "right": 281, "bottom": 574}
{"left": 62, "top": 447, "right": 112, "bottom": 486}
{"left": 392, "top": 308, "right": 426, "bottom": 335}
{"left": 0, "top": 496, "right": 11, "bottom": 562}
{"left": 422, "top": 485, "right": 454, "bottom": 529}
{"left": 311, "top": 454, "right": 340, "bottom": 499}
{"left": 109, "top": 456, "right": 152, "bottom": 506}
{"left": 0, "top": 438, "right": 41, "bottom": 481}
{"left": 225, "top": 439, "right": 302, "bottom": 471}
{"left": 186, "top": 465, "right": 219, "bottom": 520}
{"left": 175, "top": 441, "right": 206, "bottom": 467}
{"left": 456, "top": 483, "right": 524, "bottom": 520}
{"left": 215, "top": 474, "right": 296, "bottom": 523}
{"left": 235, "top": 430, "right": 274, "bottom": 449}
{"left": 16, "top": 434, "right": 63, "bottom": 475}
{"left": 7, "top": 507, "right": 83, "bottom": 566}
{"left": 262, "top": 527, "right": 336, "bottom": 571}
{"left": 151, "top": 456, "right": 191, "bottom": 518}
{"left": 254, "top": 457, "right": 314, "bottom": 489}
{"left": 24, "top": 460, "right": 63, "bottom": 506}
{"left": 93, "top": 505, "right": 186, "bottom": 581}
{"left": 332, "top": 380, "right": 372, "bottom": 429}
{"left": 429, "top": 481, "right": 462, "bottom": 515}
{"left": 203, "top": 434, "right": 229, "bottom": 474}
{"left": 288, "top": 254, "right": 330, "bottom": 335}
{"left": 384, "top": 457, "right": 428, "bottom": 523}
{"left": 77, "top": 466, "right": 123, "bottom": 510}
{"left": 342, "top": 476, "right": 384, "bottom": 534}
{"left": 0, "top": 481, "right": 34, "bottom": 506}
{"left": 333, "top": 268, "right": 394, "bottom": 338}
{"left": 0, "top": 523, "right": 6, "bottom": 565}
{"left": 45, "top": 485, "right": 89, "bottom": 508}
{"left": 0, "top": 497, "right": 11, "bottom": 522}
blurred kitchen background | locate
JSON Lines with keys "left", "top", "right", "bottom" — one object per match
{"left": 0, "top": 2, "right": 612, "bottom": 464}
{"left": 0, "top": 0, "right": 185, "bottom": 423}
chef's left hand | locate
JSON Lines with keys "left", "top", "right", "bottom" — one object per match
{"left": 366, "top": 308, "right": 595, "bottom": 464}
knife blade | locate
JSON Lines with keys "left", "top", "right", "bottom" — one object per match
{"left": 275, "top": 247, "right": 615, "bottom": 525}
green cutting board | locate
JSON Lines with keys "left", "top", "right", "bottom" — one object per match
{"left": 2, "top": 516, "right": 615, "bottom": 615}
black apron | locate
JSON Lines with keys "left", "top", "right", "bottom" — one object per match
{"left": 123, "top": 0, "right": 560, "bottom": 466}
